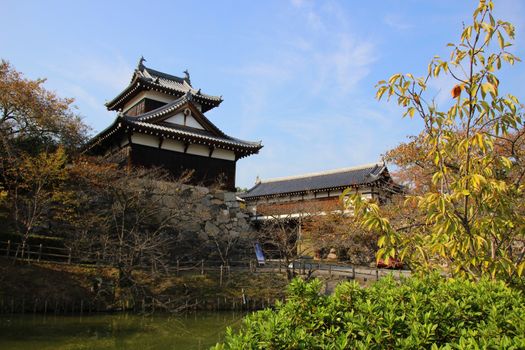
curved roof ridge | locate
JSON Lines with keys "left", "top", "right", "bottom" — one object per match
{"left": 131, "top": 95, "right": 188, "bottom": 121}
{"left": 143, "top": 66, "right": 186, "bottom": 84}
{"left": 260, "top": 162, "right": 384, "bottom": 184}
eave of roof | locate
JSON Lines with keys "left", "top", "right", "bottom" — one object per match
{"left": 123, "top": 119, "right": 262, "bottom": 151}
{"left": 239, "top": 163, "right": 390, "bottom": 199}
{"left": 83, "top": 115, "right": 262, "bottom": 157}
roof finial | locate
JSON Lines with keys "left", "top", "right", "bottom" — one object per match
{"left": 183, "top": 69, "right": 191, "bottom": 84}
{"left": 255, "top": 175, "right": 261, "bottom": 185}
{"left": 138, "top": 56, "right": 146, "bottom": 70}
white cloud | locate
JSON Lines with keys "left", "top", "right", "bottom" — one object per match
{"left": 290, "top": 0, "right": 307, "bottom": 8}
{"left": 384, "top": 13, "right": 414, "bottom": 31}
{"left": 314, "top": 34, "right": 377, "bottom": 94}
{"left": 230, "top": 2, "right": 384, "bottom": 186}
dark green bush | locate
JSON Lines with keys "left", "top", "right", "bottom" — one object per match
{"left": 213, "top": 275, "right": 525, "bottom": 349}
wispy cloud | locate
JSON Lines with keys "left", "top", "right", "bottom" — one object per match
{"left": 232, "top": 1, "right": 382, "bottom": 186}
{"left": 290, "top": 0, "right": 306, "bottom": 8}
{"left": 290, "top": 0, "right": 324, "bottom": 30}
{"left": 42, "top": 51, "right": 133, "bottom": 131}
{"left": 384, "top": 13, "right": 414, "bottom": 31}
{"left": 314, "top": 34, "right": 377, "bottom": 94}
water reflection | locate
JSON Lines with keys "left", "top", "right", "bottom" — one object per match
{"left": 0, "top": 312, "right": 245, "bottom": 350}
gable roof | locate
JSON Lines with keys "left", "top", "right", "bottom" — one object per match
{"left": 105, "top": 59, "right": 222, "bottom": 113}
{"left": 84, "top": 97, "right": 262, "bottom": 158}
{"left": 131, "top": 92, "right": 227, "bottom": 138}
{"left": 240, "top": 163, "right": 394, "bottom": 199}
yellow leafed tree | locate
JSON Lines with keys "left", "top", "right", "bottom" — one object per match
{"left": 346, "top": 0, "right": 525, "bottom": 287}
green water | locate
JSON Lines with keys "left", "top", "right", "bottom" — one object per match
{"left": 0, "top": 312, "right": 245, "bottom": 350}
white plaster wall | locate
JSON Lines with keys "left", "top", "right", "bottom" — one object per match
{"left": 164, "top": 113, "right": 204, "bottom": 130}
{"left": 186, "top": 115, "right": 204, "bottom": 129}
{"left": 165, "top": 113, "right": 185, "bottom": 125}
{"left": 187, "top": 144, "right": 210, "bottom": 157}
{"left": 131, "top": 133, "right": 159, "bottom": 148}
{"left": 161, "top": 139, "right": 185, "bottom": 152}
{"left": 211, "top": 148, "right": 236, "bottom": 161}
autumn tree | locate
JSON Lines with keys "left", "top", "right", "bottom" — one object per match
{"left": 0, "top": 60, "right": 89, "bottom": 245}
{"left": 302, "top": 209, "right": 377, "bottom": 265}
{"left": 347, "top": 0, "right": 525, "bottom": 286}
{"left": 3, "top": 147, "right": 72, "bottom": 251}
{"left": 67, "top": 164, "right": 178, "bottom": 270}
{"left": 0, "top": 60, "right": 87, "bottom": 156}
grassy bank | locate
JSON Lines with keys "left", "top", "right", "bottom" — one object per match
{"left": 0, "top": 258, "right": 288, "bottom": 314}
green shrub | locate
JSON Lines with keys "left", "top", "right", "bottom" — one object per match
{"left": 213, "top": 275, "right": 525, "bottom": 349}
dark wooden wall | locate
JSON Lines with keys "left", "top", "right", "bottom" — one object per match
{"left": 126, "top": 98, "right": 167, "bottom": 117}
{"left": 130, "top": 144, "right": 236, "bottom": 190}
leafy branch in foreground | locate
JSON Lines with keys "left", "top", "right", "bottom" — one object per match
{"left": 345, "top": 0, "right": 525, "bottom": 285}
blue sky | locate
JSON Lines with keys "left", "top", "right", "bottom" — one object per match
{"left": 2, "top": 0, "right": 524, "bottom": 188}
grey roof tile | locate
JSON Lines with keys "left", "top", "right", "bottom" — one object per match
{"left": 240, "top": 163, "right": 387, "bottom": 198}
{"left": 124, "top": 119, "right": 262, "bottom": 149}
{"left": 106, "top": 63, "right": 222, "bottom": 111}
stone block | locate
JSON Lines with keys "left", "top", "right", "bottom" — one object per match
{"left": 204, "top": 221, "right": 220, "bottom": 236}
{"left": 216, "top": 209, "right": 230, "bottom": 223}
{"left": 222, "top": 192, "right": 236, "bottom": 202}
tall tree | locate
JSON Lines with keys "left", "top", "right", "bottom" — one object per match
{"left": 0, "top": 61, "right": 89, "bottom": 243}
{"left": 347, "top": 0, "right": 525, "bottom": 285}
{"left": 0, "top": 59, "right": 87, "bottom": 156}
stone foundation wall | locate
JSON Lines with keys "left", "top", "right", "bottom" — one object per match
{"left": 158, "top": 183, "right": 254, "bottom": 261}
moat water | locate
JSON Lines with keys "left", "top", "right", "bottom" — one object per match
{"left": 0, "top": 312, "right": 244, "bottom": 349}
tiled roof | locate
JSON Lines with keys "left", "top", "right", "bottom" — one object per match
{"left": 240, "top": 163, "right": 388, "bottom": 199}
{"left": 139, "top": 67, "right": 222, "bottom": 102}
{"left": 106, "top": 60, "right": 222, "bottom": 111}
{"left": 132, "top": 93, "right": 227, "bottom": 138}
{"left": 84, "top": 97, "right": 262, "bottom": 156}
{"left": 123, "top": 119, "right": 262, "bottom": 150}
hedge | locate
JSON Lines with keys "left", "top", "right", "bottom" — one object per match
{"left": 213, "top": 274, "right": 525, "bottom": 349}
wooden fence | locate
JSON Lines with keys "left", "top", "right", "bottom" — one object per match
{"left": 1, "top": 239, "right": 73, "bottom": 264}
{"left": 0, "top": 240, "right": 410, "bottom": 282}
{"left": 0, "top": 240, "right": 412, "bottom": 315}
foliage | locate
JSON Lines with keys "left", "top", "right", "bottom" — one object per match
{"left": 0, "top": 60, "right": 89, "bottom": 242}
{"left": 214, "top": 275, "right": 525, "bottom": 349}
{"left": 345, "top": 0, "right": 525, "bottom": 285}
{"left": 0, "top": 59, "right": 87, "bottom": 156}
{"left": 2, "top": 147, "right": 71, "bottom": 246}
{"left": 303, "top": 211, "right": 378, "bottom": 265}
